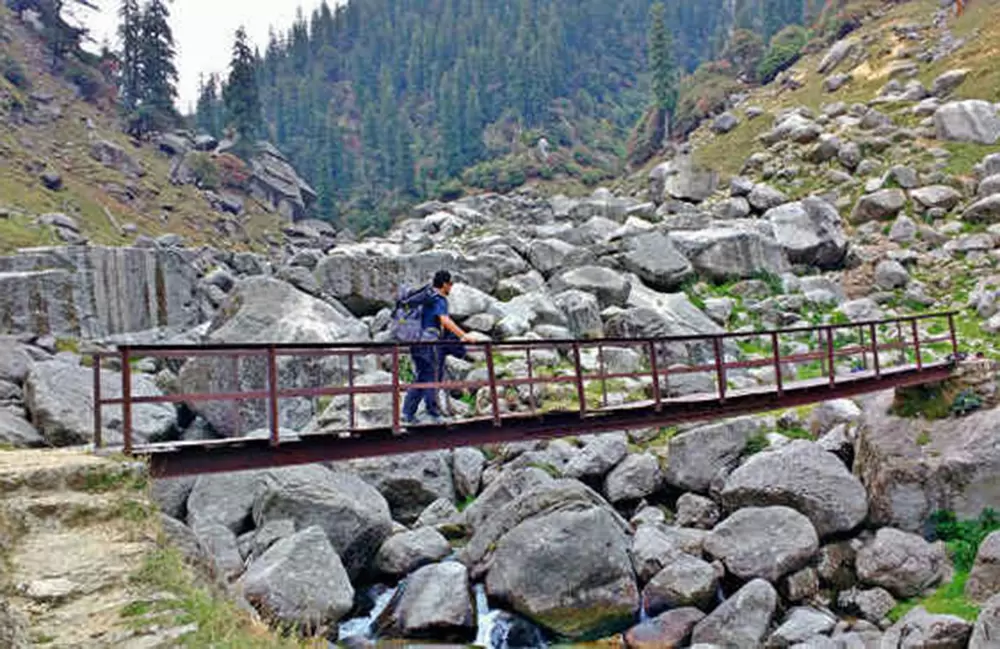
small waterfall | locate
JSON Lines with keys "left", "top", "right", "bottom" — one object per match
{"left": 473, "top": 584, "right": 503, "bottom": 648}
{"left": 336, "top": 584, "right": 396, "bottom": 643}
{"left": 472, "top": 584, "right": 547, "bottom": 649}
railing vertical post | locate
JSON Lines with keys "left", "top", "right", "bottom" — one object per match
{"left": 231, "top": 354, "right": 241, "bottom": 437}
{"left": 267, "top": 346, "right": 280, "bottom": 447}
{"left": 827, "top": 327, "right": 836, "bottom": 387}
{"left": 526, "top": 347, "right": 536, "bottom": 416}
{"left": 598, "top": 343, "right": 608, "bottom": 409}
{"left": 869, "top": 323, "right": 881, "bottom": 378}
{"left": 92, "top": 354, "right": 102, "bottom": 449}
{"left": 485, "top": 343, "right": 501, "bottom": 426}
{"left": 648, "top": 341, "right": 662, "bottom": 412}
{"left": 859, "top": 326, "right": 868, "bottom": 370}
{"left": 572, "top": 342, "right": 587, "bottom": 417}
{"left": 347, "top": 351, "right": 356, "bottom": 431}
{"left": 911, "top": 319, "right": 923, "bottom": 370}
{"left": 819, "top": 329, "right": 827, "bottom": 377}
{"left": 713, "top": 336, "right": 726, "bottom": 402}
{"left": 896, "top": 321, "right": 906, "bottom": 364}
{"left": 771, "top": 332, "right": 783, "bottom": 396}
{"left": 391, "top": 346, "right": 401, "bottom": 433}
{"left": 948, "top": 313, "right": 958, "bottom": 358}
{"left": 121, "top": 346, "right": 132, "bottom": 455}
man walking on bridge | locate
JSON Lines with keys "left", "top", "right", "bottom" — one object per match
{"left": 402, "top": 270, "right": 473, "bottom": 426}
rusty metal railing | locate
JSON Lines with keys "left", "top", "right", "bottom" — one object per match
{"left": 91, "top": 312, "right": 958, "bottom": 458}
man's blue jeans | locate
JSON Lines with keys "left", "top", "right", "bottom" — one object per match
{"left": 403, "top": 343, "right": 443, "bottom": 420}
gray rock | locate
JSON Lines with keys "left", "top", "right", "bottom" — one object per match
{"left": 714, "top": 197, "right": 752, "bottom": 220}
{"left": 564, "top": 433, "right": 627, "bottom": 480}
{"left": 374, "top": 527, "right": 451, "bottom": 578}
{"left": 769, "top": 607, "right": 837, "bottom": 647}
{"left": 630, "top": 523, "right": 687, "bottom": 584}
{"left": 964, "top": 195, "right": 1000, "bottom": 224}
{"left": 346, "top": 451, "right": 454, "bottom": 525}
{"left": 824, "top": 73, "right": 852, "bottom": 93}
{"left": 705, "top": 506, "right": 818, "bottom": 582}
{"left": 712, "top": 112, "right": 739, "bottom": 134}
{"left": 731, "top": 176, "right": 755, "bottom": 197}
{"left": 979, "top": 174, "right": 1000, "bottom": 198}
{"left": 838, "top": 298, "right": 884, "bottom": 323}
{"left": 643, "top": 554, "right": 719, "bottom": 615}
{"left": 781, "top": 567, "right": 820, "bottom": 603}
{"left": 453, "top": 447, "right": 486, "bottom": 500}
{"left": 252, "top": 519, "right": 295, "bottom": 558}
{"left": 664, "top": 416, "right": 774, "bottom": 492}
{"left": 620, "top": 230, "right": 694, "bottom": 292}
{"left": 89, "top": 139, "right": 142, "bottom": 177}
{"left": 485, "top": 507, "right": 639, "bottom": 640}
{"left": 605, "top": 453, "right": 663, "bottom": 503}
{"left": 839, "top": 142, "right": 862, "bottom": 171}
{"left": 966, "top": 531, "right": 1000, "bottom": 602}
{"left": 178, "top": 277, "right": 368, "bottom": 436}
{"left": 377, "top": 562, "right": 475, "bottom": 640}
{"left": 889, "top": 166, "right": 919, "bottom": 189}
{"left": 766, "top": 197, "right": 848, "bottom": 270}
{"left": 0, "top": 340, "right": 32, "bottom": 384}
{"left": 188, "top": 470, "right": 271, "bottom": 533}
{"left": 749, "top": 184, "right": 790, "bottom": 212}
{"left": 252, "top": 466, "right": 393, "bottom": 580}
{"left": 526, "top": 239, "right": 581, "bottom": 277}
{"left": 881, "top": 606, "right": 972, "bottom": 649}
{"left": 151, "top": 477, "right": 196, "bottom": 521}
{"left": 553, "top": 290, "right": 603, "bottom": 339}
{"left": 932, "top": 69, "right": 969, "bottom": 97}
{"left": 837, "top": 586, "right": 896, "bottom": 624}
{"left": 721, "top": 440, "right": 867, "bottom": 538}
{"left": 549, "top": 266, "right": 631, "bottom": 309}
{"left": 159, "top": 514, "right": 209, "bottom": 568}
{"left": 889, "top": 215, "right": 918, "bottom": 243}
{"left": 703, "top": 298, "right": 735, "bottom": 326}
{"left": 0, "top": 246, "right": 199, "bottom": 339}
{"left": 818, "top": 39, "right": 856, "bottom": 74}
{"left": 911, "top": 185, "right": 962, "bottom": 212}
{"left": 850, "top": 189, "right": 907, "bottom": 223}
{"left": 25, "top": 360, "right": 174, "bottom": 447}
{"left": 461, "top": 467, "right": 554, "bottom": 533}
{"left": 240, "top": 526, "right": 354, "bottom": 631}
{"left": 675, "top": 493, "right": 721, "bottom": 530}
{"left": 193, "top": 522, "right": 244, "bottom": 581}
{"left": 875, "top": 260, "right": 910, "bottom": 290}
{"left": 0, "top": 409, "right": 44, "bottom": 447}
{"left": 624, "top": 607, "right": 705, "bottom": 649}
{"left": 658, "top": 155, "right": 719, "bottom": 203}
{"left": 671, "top": 225, "right": 790, "bottom": 281}
{"left": 934, "top": 100, "right": 1000, "bottom": 144}
{"left": 249, "top": 142, "right": 317, "bottom": 220}
{"left": 856, "top": 528, "right": 946, "bottom": 598}
{"left": 970, "top": 593, "right": 1000, "bottom": 649}
{"left": 691, "top": 579, "right": 778, "bottom": 647}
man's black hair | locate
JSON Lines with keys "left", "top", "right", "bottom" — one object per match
{"left": 433, "top": 270, "right": 452, "bottom": 288}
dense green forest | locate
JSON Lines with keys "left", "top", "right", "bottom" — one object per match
{"left": 185, "top": 0, "right": 856, "bottom": 231}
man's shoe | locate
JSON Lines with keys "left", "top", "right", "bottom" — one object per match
{"left": 424, "top": 413, "right": 449, "bottom": 425}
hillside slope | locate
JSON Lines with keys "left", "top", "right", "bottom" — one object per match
{"left": 0, "top": 4, "right": 293, "bottom": 256}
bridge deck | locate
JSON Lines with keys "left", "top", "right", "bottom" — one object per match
{"left": 91, "top": 312, "right": 960, "bottom": 477}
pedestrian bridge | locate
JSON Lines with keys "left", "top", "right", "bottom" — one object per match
{"left": 91, "top": 312, "right": 960, "bottom": 478}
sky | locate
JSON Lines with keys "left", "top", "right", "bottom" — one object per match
{"left": 73, "top": 0, "right": 336, "bottom": 113}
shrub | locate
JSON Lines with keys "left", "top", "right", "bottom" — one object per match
{"left": 64, "top": 61, "right": 105, "bottom": 102}
{"left": 214, "top": 153, "right": 250, "bottom": 191}
{"left": 186, "top": 152, "right": 220, "bottom": 190}
{"left": 625, "top": 107, "right": 664, "bottom": 168}
{"left": 673, "top": 63, "right": 743, "bottom": 138}
{"left": 930, "top": 509, "right": 1000, "bottom": 572}
{"left": 435, "top": 178, "right": 465, "bottom": 201}
{"left": 757, "top": 25, "right": 809, "bottom": 84}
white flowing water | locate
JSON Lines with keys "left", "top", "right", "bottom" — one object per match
{"left": 336, "top": 584, "right": 396, "bottom": 643}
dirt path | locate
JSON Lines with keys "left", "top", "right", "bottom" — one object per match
{"left": 0, "top": 449, "right": 193, "bottom": 648}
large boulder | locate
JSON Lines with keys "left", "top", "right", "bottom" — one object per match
{"left": 484, "top": 507, "right": 640, "bottom": 640}
{"left": 882, "top": 606, "right": 972, "bottom": 649}
{"left": 548, "top": 266, "right": 631, "bottom": 309}
{"left": 89, "top": 139, "right": 142, "bottom": 177}
{"left": 672, "top": 224, "right": 789, "bottom": 280}
{"left": 453, "top": 447, "right": 486, "bottom": 499}
{"left": 248, "top": 142, "right": 317, "bottom": 220}
{"left": 624, "top": 608, "right": 705, "bottom": 649}
{"left": 178, "top": 278, "right": 369, "bottom": 436}
{"left": 934, "top": 100, "right": 1000, "bottom": 144}
{"left": 850, "top": 189, "right": 907, "bottom": 223}
{"left": 630, "top": 524, "right": 687, "bottom": 584}
{"left": 344, "top": 451, "right": 454, "bottom": 525}
{"left": 187, "top": 471, "right": 270, "bottom": 533}
{"left": 855, "top": 528, "right": 946, "bottom": 598}
{"left": 704, "top": 506, "right": 819, "bottom": 582}
{"left": 553, "top": 290, "right": 603, "bottom": 339}
{"left": 563, "top": 433, "right": 628, "bottom": 480}
{"left": 664, "top": 416, "right": 774, "bottom": 492}
{"left": 818, "top": 38, "right": 856, "bottom": 74}
{"left": 0, "top": 246, "right": 199, "bottom": 339}
{"left": 967, "top": 531, "right": 1000, "bottom": 602}
{"left": 720, "top": 440, "right": 868, "bottom": 538}
{"left": 240, "top": 526, "right": 354, "bottom": 631}
{"left": 0, "top": 410, "right": 44, "bottom": 447}
{"left": 642, "top": 554, "right": 719, "bottom": 615}
{"left": 765, "top": 197, "right": 848, "bottom": 270}
{"left": 461, "top": 467, "right": 554, "bottom": 533}
{"left": 604, "top": 452, "right": 663, "bottom": 503}
{"left": 374, "top": 527, "right": 452, "bottom": 579}
{"left": 691, "top": 579, "right": 777, "bottom": 647}
{"left": 251, "top": 466, "right": 393, "bottom": 580}
{"left": 971, "top": 594, "right": 1000, "bottom": 649}
{"left": 856, "top": 392, "right": 1000, "bottom": 532}
{"left": 654, "top": 155, "right": 719, "bottom": 203}
{"left": 911, "top": 185, "right": 963, "bottom": 212}
{"left": 0, "top": 340, "right": 32, "bottom": 384}
{"left": 619, "top": 230, "right": 694, "bottom": 292}
{"left": 963, "top": 195, "right": 1000, "bottom": 224}
{"left": 25, "top": 361, "right": 174, "bottom": 447}
{"left": 376, "top": 562, "right": 476, "bottom": 641}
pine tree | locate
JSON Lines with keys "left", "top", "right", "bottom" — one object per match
{"left": 138, "top": 0, "right": 178, "bottom": 135}
{"left": 649, "top": 2, "right": 678, "bottom": 119}
{"left": 224, "top": 26, "right": 262, "bottom": 157}
{"left": 117, "top": 0, "right": 141, "bottom": 114}
{"left": 195, "top": 73, "right": 221, "bottom": 137}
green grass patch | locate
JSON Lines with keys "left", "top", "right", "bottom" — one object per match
{"left": 133, "top": 547, "right": 322, "bottom": 648}
{"left": 889, "top": 571, "right": 980, "bottom": 622}
{"left": 743, "top": 433, "right": 770, "bottom": 456}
